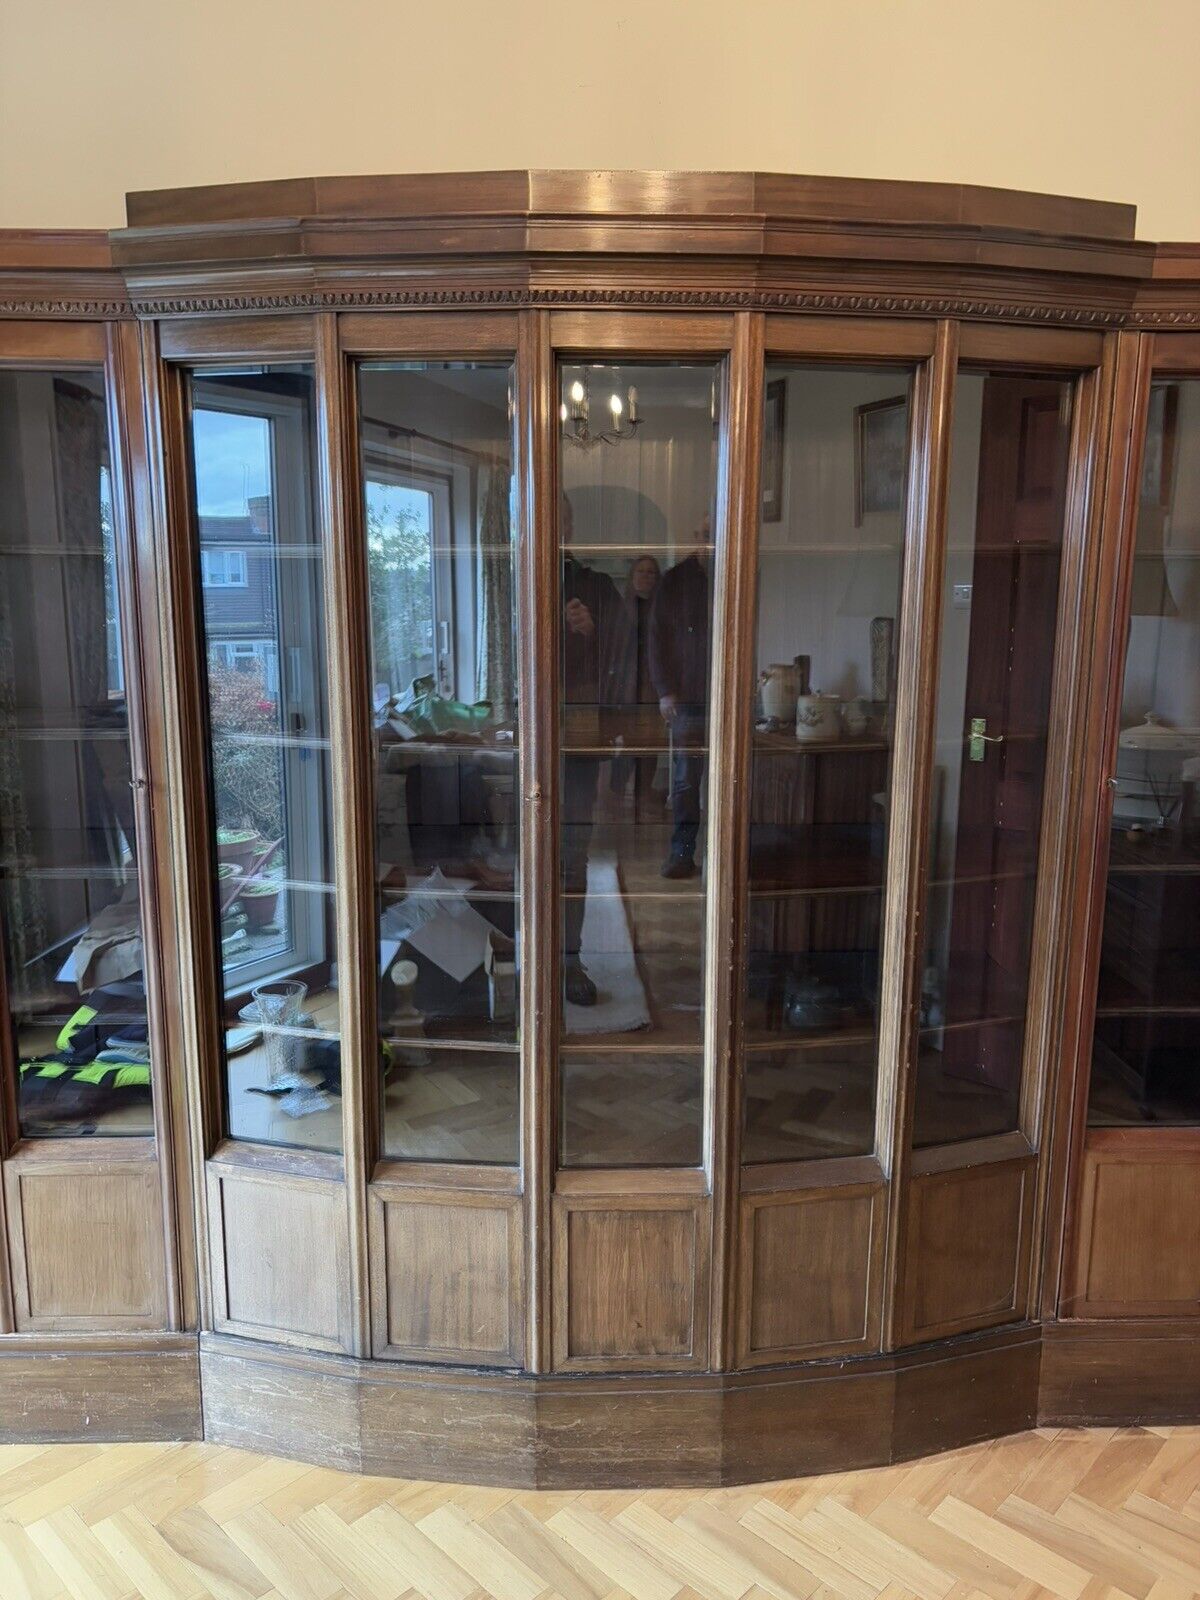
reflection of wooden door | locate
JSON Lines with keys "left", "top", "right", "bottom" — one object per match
{"left": 944, "top": 377, "right": 1070, "bottom": 1085}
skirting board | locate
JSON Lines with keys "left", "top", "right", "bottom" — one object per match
{"left": 199, "top": 1324, "right": 1040, "bottom": 1488}
{"left": 0, "top": 1334, "right": 202, "bottom": 1443}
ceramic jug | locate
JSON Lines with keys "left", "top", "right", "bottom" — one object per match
{"left": 760, "top": 662, "right": 802, "bottom": 723}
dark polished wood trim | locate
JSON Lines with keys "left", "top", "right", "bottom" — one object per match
{"left": 338, "top": 310, "right": 518, "bottom": 355}
{"left": 0, "top": 321, "right": 107, "bottom": 361}
{"left": 315, "top": 312, "right": 373, "bottom": 1358}
{"left": 708, "top": 313, "right": 763, "bottom": 1366}
{"left": 196, "top": 1318, "right": 1044, "bottom": 1487}
{"left": 1040, "top": 1318, "right": 1200, "bottom": 1426}
{"left": 105, "top": 318, "right": 192, "bottom": 1332}
{"left": 957, "top": 323, "right": 1105, "bottom": 368}
{"left": 1052, "top": 332, "right": 1154, "bottom": 1318}
{"left": 121, "top": 172, "right": 1137, "bottom": 239}
{"left": 880, "top": 321, "right": 958, "bottom": 1349}
{"left": 160, "top": 314, "right": 314, "bottom": 361}
{"left": 0, "top": 1336, "right": 201, "bottom": 1443}
{"left": 763, "top": 315, "right": 936, "bottom": 359}
{"left": 516, "top": 310, "right": 555, "bottom": 1374}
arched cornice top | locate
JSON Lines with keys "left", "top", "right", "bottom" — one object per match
{"left": 119, "top": 169, "right": 1138, "bottom": 242}
{"left": 6, "top": 172, "right": 1200, "bottom": 325}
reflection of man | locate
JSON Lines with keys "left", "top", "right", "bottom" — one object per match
{"left": 650, "top": 524, "right": 710, "bottom": 880}
{"left": 561, "top": 497, "right": 622, "bottom": 1006}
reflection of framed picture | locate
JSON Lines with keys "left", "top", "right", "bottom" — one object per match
{"left": 1141, "top": 382, "right": 1179, "bottom": 508}
{"left": 762, "top": 378, "right": 786, "bottom": 523}
{"left": 854, "top": 395, "right": 907, "bottom": 525}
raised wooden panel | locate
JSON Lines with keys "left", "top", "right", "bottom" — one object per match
{"left": 1064, "top": 1137, "right": 1200, "bottom": 1318}
{"left": 369, "top": 1188, "right": 522, "bottom": 1365}
{"left": 899, "top": 1156, "right": 1033, "bottom": 1343}
{"left": 4, "top": 1153, "right": 167, "bottom": 1331}
{"left": 207, "top": 1165, "right": 348, "bottom": 1351}
{"left": 552, "top": 1196, "right": 710, "bottom": 1371}
{"left": 737, "top": 1182, "right": 883, "bottom": 1364}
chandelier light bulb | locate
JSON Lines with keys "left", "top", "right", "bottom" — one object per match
{"left": 570, "top": 380, "right": 585, "bottom": 405}
{"left": 609, "top": 393, "right": 623, "bottom": 418}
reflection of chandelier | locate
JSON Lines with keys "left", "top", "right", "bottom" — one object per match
{"left": 561, "top": 372, "right": 641, "bottom": 448}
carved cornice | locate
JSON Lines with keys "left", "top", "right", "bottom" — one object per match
{"left": 6, "top": 285, "right": 1200, "bottom": 326}
{"left": 70, "top": 285, "right": 1135, "bottom": 326}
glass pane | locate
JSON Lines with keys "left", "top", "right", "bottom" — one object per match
{"left": 558, "top": 361, "right": 720, "bottom": 1166}
{"left": 913, "top": 371, "right": 1073, "bottom": 1147}
{"left": 188, "top": 367, "right": 341, "bottom": 1152}
{"left": 1089, "top": 379, "right": 1200, "bottom": 1127}
{"left": 0, "top": 370, "right": 153, "bottom": 1137}
{"left": 360, "top": 362, "right": 519, "bottom": 1165}
{"left": 741, "top": 365, "right": 912, "bottom": 1165}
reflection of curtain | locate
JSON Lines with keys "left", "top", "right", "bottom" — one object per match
{"left": 475, "top": 465, "right": 515, "bottom": 723}
{"left": 54, "top": 382, "right": 108, "bottom": 711}
{"left": 0, "top": 553, "right": 46, "bottom": 986}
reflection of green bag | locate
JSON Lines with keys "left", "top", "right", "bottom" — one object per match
{"left": 394, "top": 676, "right": 492, "bottom": 738}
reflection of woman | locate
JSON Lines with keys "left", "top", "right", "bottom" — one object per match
{"left": 610, "top": 555, "right": 662, "bottom": 821}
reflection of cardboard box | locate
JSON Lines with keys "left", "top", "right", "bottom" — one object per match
{"left": 485, "top": 929, "right": 517, "bottom": 1024}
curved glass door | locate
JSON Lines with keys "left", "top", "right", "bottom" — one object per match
{"left": 741, "top": 363, "right": 913, "bottom": 1165}
{"left": 0, "top": 368, "right": 153, "bottom": 1138}
{"left": 913, "top": 369, "right": 1074, "bottom": 1147}
{"left": 557, "top": 360, "right": 720, "bottom": 1169}
{"left": 1089, "top": 379, "right": 1200, "bottom": 1127}
{"left": 185, "top": 365, "right": 342, "bottom": 1152}
{"left": 357, "top": 360, "right": 519, "bottom": 1165}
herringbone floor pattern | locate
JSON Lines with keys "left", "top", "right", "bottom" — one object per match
{"left": 0, "top": 1426, "right": 1196, "bottom": 1600}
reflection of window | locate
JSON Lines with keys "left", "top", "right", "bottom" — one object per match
{"left": 200, "top": 548, "right": 248, "bottom": 587}
{"left": 100, "top": 463, "right": 125, "bottom": 698}
{"left": 209, "top": 639, "right": 279, "bottom": 697}
{"left": 192, "top": 378, "right": 328, "bottom": 993}
{"left": 365, "top": 470, "right": 453, "bottom": 697}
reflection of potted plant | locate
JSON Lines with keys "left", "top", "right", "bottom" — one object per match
{"left": 217, "top": 861, "right": 245, "bottom": 912}
{"left": 241, "top": 879, "right": 282, "bottom": 931}
{"left": 217, "top": 827, "right": 262, "bottom": 874}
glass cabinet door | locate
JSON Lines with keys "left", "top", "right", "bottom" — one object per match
{"left": 741, "top": 364, "right": 913, "bottom": 1164}
{"left": 1089, "top": 379, "right": 1200, "bottom": 1127}
{"left": 557, "top": 360, "right": 720, "bottom": 1168}
{"left": 913, "top": 369, "right": 1074, "bottom": 1147}
{"left": 356, "top": 361, "right": 519, "bottom": 1165}
{"left": 0, "top": 369, "right": 153, "bottom": 1138}
{"left": 185, "top": 366, "right": 342, "bottom": 1152}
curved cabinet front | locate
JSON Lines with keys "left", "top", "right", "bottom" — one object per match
{"left": 1, "top": 170, "right": 1198, "bottom": 1481}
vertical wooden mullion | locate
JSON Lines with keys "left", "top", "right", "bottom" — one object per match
{"left": 140, "top": 323, "right": 223, "bottom": 1331}
{"left": 315, "top": 312, "right": 373, "bottom": 1358}
{"left": 1040, "top": 330, "right": 1151, "bottom": 1319}
{"left": 105, "top": 318, "right": 196, "bottom": 1331}
{"left": 706, "top": 311, "right": 764, "bottom": 1369}
{"left": 517, "top": 309, "right": 556, "bottom": 1373}
{"left": 879, "top": 320, "right": 959, "bottom": 1352}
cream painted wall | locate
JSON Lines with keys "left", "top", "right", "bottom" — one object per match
{"left": 2, "top": 0, "right": 1199, "bottom": 238}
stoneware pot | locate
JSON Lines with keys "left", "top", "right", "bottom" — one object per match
{"left": 795, "top": 692, "right": 841, "bottom": 743}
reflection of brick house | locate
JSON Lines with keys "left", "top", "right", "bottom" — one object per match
{"left": 199, "top": 494, "right": 279, "bottom": 697}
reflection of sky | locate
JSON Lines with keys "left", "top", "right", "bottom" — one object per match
{"left": 193, "top": 409, "right": 271, "bottom": 516}
{"left": 365, "top": 479, "right": 430, "bottom": 527}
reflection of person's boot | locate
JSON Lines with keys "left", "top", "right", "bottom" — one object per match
{"left": 564, "top": 956, "right": 597, "bottom": 1007}
{"left": 660, "top": 854, "right": 698, "bottom": 880}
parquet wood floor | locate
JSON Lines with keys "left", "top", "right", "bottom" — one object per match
{"left": 0, "top": 1426, "right": 1196, "bottom": 1600}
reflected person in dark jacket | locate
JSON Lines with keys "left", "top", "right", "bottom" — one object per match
{"left": 560, "top": 495, "right": 624, "bottom": 1006}
{"left": 650, "top": 521, "right": 711, "bottom": 879}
